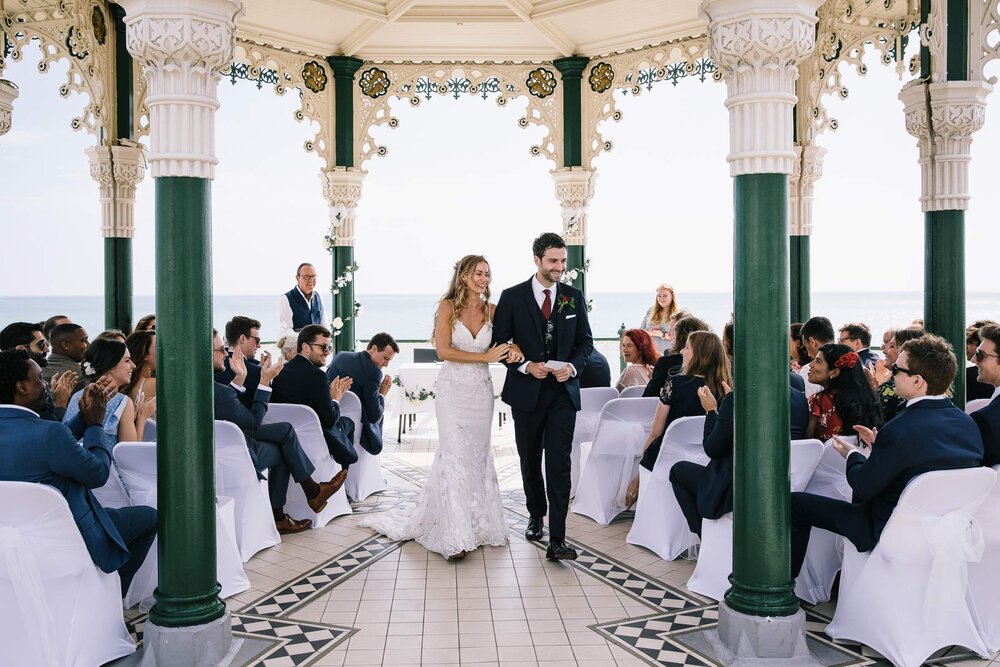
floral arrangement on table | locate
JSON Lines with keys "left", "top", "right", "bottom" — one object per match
{"left": 392, "top": 376, "right": 436, "bottom": 402}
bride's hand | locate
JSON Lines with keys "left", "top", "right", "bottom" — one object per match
{"left": 484, "top": 343, "right": 510, "bottom": 363}
{"left": 507, "top": 344, "right": 524, "bottom": 363}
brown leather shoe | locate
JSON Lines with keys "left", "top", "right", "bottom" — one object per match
{"left": 307, "top": 469, "right": 348, "bottom": 513}
{"left": 275, "top": 513, "right": 312, "bottom": 534}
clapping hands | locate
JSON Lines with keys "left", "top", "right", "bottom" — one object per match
{"left": 329, "top": 375, "right": 353, "bottom": 401}
{"left": 864, "top": 359, "right": 891, "bottom": 391}
{"left": 697, "top": 381, "right": 731, "bottom": 413}
{"left": 379, "top": 374, "right": 393, "bottom": 396}
{"left": 78, "top": 382, "right": 109, "bottom": 427}
{"left": 50, "top": 371, "right": 78, "bottom": 409}
{"left": 229, "top": 347, "right": 248, "bottom": 385}
{"left": 260, "top": 355, "right": 285, "bottom": 385}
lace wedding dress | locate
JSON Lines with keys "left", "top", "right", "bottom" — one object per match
{"left": 360, "top": 321, "right": 509, "bottom": 557}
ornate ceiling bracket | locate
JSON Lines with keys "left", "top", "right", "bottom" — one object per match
{"left": 0, "top": 79, "right": 17, "bottom": 135}
{"left": 970, "top": 0, "right": 1000, "bottom": 83}
{"left": 321, "top": 167, "right": 364, "bottom": 247}
{"left": 789, "top": 144, "right": 825, "bottom": 235}
{"left": 85, "top": 143, "right": 147, "bottom": 238}
{"left": 581, "top": 36, "right": 717, "bottom": 170}
{"left": 900, "top": 80, "right": 992, "bottom": 212}
{"left": 353, "top": 62, "right": 562, "bottom": 171}
{"left": 552, "top": 166, "right": 596, "bottom": 244}
{"left": 1, "top": 0, "right": 115, "bottom": 142}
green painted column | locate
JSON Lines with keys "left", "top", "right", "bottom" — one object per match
{"left": 554, "top": 56, "right": 591, "bottom": 296}
{"left": 150, "top": 177, "right": 223, "bottom": 627}
{"left": 790, "top": 235, "right": 810, "bottom": 323}
{"left": 727, "top": 173, "right": 798, "bottom": 617}
{"left": 104, "top": 238, "right": 133, "bottom": 332}
{"left": 924, "top": 211, "right": 966, "bottom": 404}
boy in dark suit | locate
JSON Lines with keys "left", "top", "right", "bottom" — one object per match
{"left": 971, "top": 323, "right": 1000, "bottom": 467}
{"left": 327, "top": 333, "right": 398, "bottom": 456}
{"left": 790, "top": 334, "right": 984, "bottom": 576}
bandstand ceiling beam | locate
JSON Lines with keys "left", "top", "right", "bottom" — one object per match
{"left": 530, "top": 0, "right": 617, "bottom": 21}
{"left": 303, "top": 0, "right": 389, "bottom": 21}
{"left": 341, "top": 0, "right": 421, "bottom": 55}
{"left": 501, "top": 0, "right": 576, "bottom": 57}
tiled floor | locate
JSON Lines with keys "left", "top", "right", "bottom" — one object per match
{"left": 123, "top": 413, "right": 1000, "bottom": 666}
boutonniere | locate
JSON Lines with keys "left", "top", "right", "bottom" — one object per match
{"left": 556, "top": 295, "right": 575, "bottom": 314}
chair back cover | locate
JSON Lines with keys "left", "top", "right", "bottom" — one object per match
{"left": 114, "top": 442, "right": 158, "bottom": 507}
{"left": 650, "top": 416, "right": 709, "bottom": 481}
{"left": 580, "top": 387, "right": 620, "bottom": 413}
{"left": 619, "top": 384, "right": 647, "bottom": 399}
{"left": 790, "top": 439, "right": 825, "bottom": 492}
{"left": 340, "top": 390, "right": 387, "bottom": 501}
{"left": 142, "top": 418, "right": 156, "bottom": 442}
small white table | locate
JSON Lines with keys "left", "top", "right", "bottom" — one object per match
{"left": 392, "top": 363, "right": 511, "bottom": 440}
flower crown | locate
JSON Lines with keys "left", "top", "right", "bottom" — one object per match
{"left": 834, "top": 351, "right": 859, "bottom": 369}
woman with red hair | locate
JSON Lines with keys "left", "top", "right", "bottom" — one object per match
{"left": 617, "top": 329, "right": 660, "bottom": 392}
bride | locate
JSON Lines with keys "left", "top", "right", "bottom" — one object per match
{"left": 360, "top": 255, "right": 521, "bottom": 559}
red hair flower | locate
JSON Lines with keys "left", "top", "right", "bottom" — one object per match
{"left": 835, "top": 351, "right": 859, "bottom": 369}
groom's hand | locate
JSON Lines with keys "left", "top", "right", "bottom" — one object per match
{"left": 553, "top": 366, "right": 573, "bottom": 383}
{"left": 527, "top": 362, "right": 550, "bottom": 379}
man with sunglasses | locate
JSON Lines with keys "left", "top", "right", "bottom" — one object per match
{"left": 790, "top": 334, "right": 983, "bottom": 577}
{"left": 271, "top": 324, "right": 358, "bottom": 469}
{"left": 215, "top": 316, "right": 264, "bottom": 408}
{"left": 972, "top": 323, "right": 1000, "bottom": 467}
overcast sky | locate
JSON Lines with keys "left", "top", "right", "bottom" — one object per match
{"left": 3, "top": 43, "right": 1000, "bottom": 297}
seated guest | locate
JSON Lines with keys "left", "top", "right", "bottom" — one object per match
{"left": 725, "top": 320, "right": 804, "bottom": 393}
{"left": 95, "top": 329, "right": 127, "bottom": 344}
{"left": 972, "top": 323, "right": 1000, "bottom": 467}
{"left": 65, "top": 338, "right": 155, "bottom": 445}
{"left": 806, "top": 343, "right": 883, "bottom": 441}
{"left": 790, "top": 334, "right": 984, "bottom": 576}
{"left": 799, "top": 317, "right": 835, "bottom": 397}
{"left": 276, "top": 336, "right": 297, "bottom": 362}
{"left": 1, "top": 321, "right": 73, "bottom": 421}
{"left": 966, "top": 320, "right": 999, "bottom": 400}
{"left": 42, "top": 315, "right": 71, "bottom": 342}
{"left": 839, "top": 322, "right": 878, "bottom": 368}
{"left": 617, "top": 329, "right": 659, "bottom": 391}
{"left": 327, "top": 333, "right": 398, "bottom": 456}
{"left": 122, "top": 330, "right": 156, "bottom": 407}
{"left": 643, "top": 315, "right": 711, "bottom": 398}
{"left": 133, "top": 314, "right": 156, "bottom": 333}
{"left": 626, "top": 331, "right": 732, "bottom": 507}
{"left": 278, "top": 262, "right": 327, "bottom": 338}
{"left": 0, "top": 350, "right": 157, "bottom": 595}
{"left": 271, "top": 324, "right": 357, "bottom": 468}
{"left": 640, "top": 284, "right": 679, "bottom": 355}
{"left": 213, "top": 332, "right": 344, "bottom": 534}
{"left": 215, "top": 316, "right": 263, "bottom": 408}
{"left": 790, "top": 323, "right": 811, "bottom": 373}
{"left": 670, "top": 378, "right": 809, "bottom": 537}
{"left": 42, "top": 323, "right": 88, "bottom": 394}
{"left": 871, "top": 327, "right": 925, "bottom": 423}
{"left": 579, "top": 347, "right": 612, "bottom": 388}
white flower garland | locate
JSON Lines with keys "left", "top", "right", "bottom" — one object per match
{"left": 324, "top": 205, "right": 362, "bottom": 337}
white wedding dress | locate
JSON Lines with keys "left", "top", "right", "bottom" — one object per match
{"left": 360, "top": 321, "right": 509, "bottom": 557}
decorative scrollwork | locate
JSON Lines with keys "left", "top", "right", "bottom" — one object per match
{"left": 359, "top": 66, "right": 390, "bottom": 99}
{"left": 971, "top": 0, "right": 1000, "bottom": 83}
{"left": 301, "top": 60, "right": 326, "bottom": 93}
{"left": 225, "top": 62, "right": 281, "bottom": 89}
{"left": 588, "top": 62, "right": 614, "bottom": 93}
{"left": 525, "top": 67, "right": 556, "bottom": 98}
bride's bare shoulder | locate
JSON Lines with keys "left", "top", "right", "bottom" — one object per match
{"left": 436, "top": 300, "right": 455, "bottom": 318}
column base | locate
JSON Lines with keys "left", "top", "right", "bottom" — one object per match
{"left": 140, "top": 611, "right": 235, "bottom": 666}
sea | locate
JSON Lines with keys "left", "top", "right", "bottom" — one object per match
{"left": 3, "top": 292, "right": 998, "bottom": 345}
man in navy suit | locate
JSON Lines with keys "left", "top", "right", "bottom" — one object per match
{"left": 0, "top": 350, "right": 157, "bottom": 595}
{"left": 214, "top": 316, "right": 263, "bottom": 409}
{"left": 327, "top": 333, "right": 398, "bottom": 456}
{"left": 839, "top": 322, "right": 879, "bottom": 369}
{"left": 492, "top": 233, "right": 594, "bottom": 561}
{"left": 212, "top": 332, "right": 344, "bottom": 534}
{"left": 271, "top": 324, "right": 357, "bottom": 467}
{"left": 579, "top": 348, "right": 611, "bottom": 388}
{"left": 790, "top": 334, "right": 984, "bottom": 576}
{"left": 971, "top": 323, "right": 1000, "bottom": 467}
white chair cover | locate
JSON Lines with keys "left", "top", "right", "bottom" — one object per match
{"left": 214, "top": 421, "right": 281, "bottom": 562}
{"left": 93, "top": 465, "right": 131, "bottom": 510}
{"left": 966, "top": 398, "right": 991, "bottom": 414}
{"left": 571, "top": 397, "right": 659, "bottom": 525}
{"left": 262, "top": 403, "right": 352, "bottom": 526}
{"left": 966, "top": 468, "right": 1000, "bottom": 650}
{"left": 572, "top": 388, "right": 620, "bottom": 497}
{"left": 142, "top": 418, "right": 156, "bottom": 442}
{"left": 619, "top": 385, "right": 647, "bottom": 399}
{"left": 0, "top": 482, "right": 135, "bottom": 667}
{"left": 112, "top": 443, "right": 251, "bottom": 608}
{"left": 626, "top": 416, "right": 707, "bottom": 560}
{"left": 340, "top": 391, "right": 387, "bottom": 501}
{"left": 826, "top": 468, "right": 995, "bottom": 667}
{"left": 687, "top": 439, "right": 825, "bottom": 601}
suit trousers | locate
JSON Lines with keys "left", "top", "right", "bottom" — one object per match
{"left": 104, "top": 505, "right": 157, "bottom": 597}
{"left": 669, "top": 461, "right": 707, "bottom": 537}
{"left": 511, "top": 379, "right": 576, "bottom": 541}
{"left": 247, "top": 422, "right": 317, "bottom": 510}
{"left": 325, "top": 421, "right": 358, "bottom": 467}
{"left": 790, "top": 491, "right": 858, "bottom": 577}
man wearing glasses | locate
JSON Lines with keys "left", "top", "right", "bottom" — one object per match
{"left": 215, "top": 316, "right": 264, "bottom": 408}
{"left": 789, "top": 334, "right": 983, "bottom": 577}
{"left": 0, "top": 321, "right": 76, "bottom": 421}
{"left": 838, "top": 322, "right": 878, "bottom": 368}
{"left": 278, "top": 263, "right": 327, "bottom": 340}
{"left": 972, "top": 323, "right": 1000, "bottom": 467}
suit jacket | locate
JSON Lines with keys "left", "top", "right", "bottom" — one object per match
{"left": 695, "top": 389, "right": 809, "bottom": 520}
{"left": 271, "top": 355, "right": 354, "bottom": 455}
{"left": 491, "top": 278, "right": 594, "bottom": 411}
{"left": 972, "top": 394, "right": 1000, "bottom": 468}
{"left": 214, "top": 354, "right": 261, "bottom": 409}
{"left": 858, "top": 348, "right": 879, "bottom": 369}
{"left": 643, "top": 353, "right": 682, "bottom": 398}
{"left": 840, "top": 397, "right": 983, "bottom": 551}
{"left": 579, "top": 348, "right": 612, "bottom": 389}
{"left": 213, "top": 381, "right": 270, "bottom": 470}
{"left": 327, "top": 351, "right": 385, "bottom": 454}
{"left": 0, "top": 406, "right": 130, "bottom": 573}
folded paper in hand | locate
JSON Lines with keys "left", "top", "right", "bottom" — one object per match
{"left": 543, "top": 360, "right": 570, "bottom": 371}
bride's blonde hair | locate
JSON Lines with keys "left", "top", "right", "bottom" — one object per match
{"left": 437, "top": 255, "right": 492, "bottom": 335}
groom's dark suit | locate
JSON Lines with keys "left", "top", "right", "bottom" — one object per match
{"left": 493, "top": 277, "right": 593, "bottom": 542}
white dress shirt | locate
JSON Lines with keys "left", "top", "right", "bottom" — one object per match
{"left": 904, "top": 393, "right": 948, "bottom": 407}
{"left": 518, "top": 276, "right": 576, "bottom": 377}
{"left": 277, "top": 287, "right": 328, "bottom": 339}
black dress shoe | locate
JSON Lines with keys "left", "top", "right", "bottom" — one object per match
{"left": 525, "top": 517, "right": 544, "bottom": 541}
{"left": 546, "top": 540, "right": 578, "bottom": 560}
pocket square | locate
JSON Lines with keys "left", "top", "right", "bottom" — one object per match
{"left": 565, "top": 314, "right": 577, "bottom": 319}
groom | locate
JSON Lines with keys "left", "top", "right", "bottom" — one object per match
{"left": 493, "top": 232, "right": 593, "bottom": 560}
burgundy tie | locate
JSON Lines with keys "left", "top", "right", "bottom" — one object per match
{"left": 541, "top": 289, "right": 552, "bottom": 320}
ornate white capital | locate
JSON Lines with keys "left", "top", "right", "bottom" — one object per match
{"left": 321, "top": 167, "right": 365, "bottom": 247}
{"left": 0, "top": 80, "right": 19, "bottom": 137}
{"left": 701, "top": 0, "right": 822, "bottom": 175}
{"left": 118, "top": 0, "right": 244, "bottom": 179}
{"left": 86, "top": 144, "right": 148, "bottom": 239}
{"left": 552, "top": 167, "right": 597, "bottom": 244}
{"left": 900, "top": 80, "right": 992, "bottom": 212}
{"left": 788, "top": 144, "right": 825, "bottom": 236}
